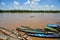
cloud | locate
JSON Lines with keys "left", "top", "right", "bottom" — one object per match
{"left": 32, "top": 0, "right": 40, "bottom": 2}
{"left": 14, "top": 1, "right": 19, "bottom": 5}
{"left": 51, "top": 5, "right": 54, "bottom": 7}
{"left": 29, "top": 0, "right": 40, "bottom": 10}
{"left": 31, "top": 1, "right": 38, "bottom": 5}
{"left": 38, "top": 5, "right": 55, "bottom": 10}
{"left": 1, "top": 2, "right": 11, "bottom": 10}
{"left": 13, "top": 1, "right": 19, "bottom": 9}
{"left": 30, "top": 5, "right": 55, "bottom": 10}
{"left": 25, "top": 0, "right": 40, "bottom": 5}
{"left": 24, "top": 0, "right": 40, "bottom": 10}
{"left": 2, "top": 2, "right": 5, "bottom": 5}
{"left": 43, "top": 5, "right": 51, "bottom": 10}
{"left": 1, "top": 2, "right": 6, "bottom": 8}
{"left": 23, "top": 0, "right": 55, "bottom": 10}
{"left": 20, "top": 6, "right": 28, "bottom": 10}
{"left": 31, "top": 0, "right": 40, "bottom": 6}
{"left": 24, "top": 0, "right": 31, "bottom": 5}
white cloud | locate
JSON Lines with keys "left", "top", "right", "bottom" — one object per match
{"left": 24, "top": 0, "right": 31, "bottom": 5}
{"left": 29, "top": 5, "right": 55, "bottom": 10}
{"left": 24, "top": 0, "right": 40, "bottom": 6}
{"left": 30, "top": 5, "right": 34, "bottom": 8}
{"left": 51, "top": 5, "right": 54, "bottom": 7}
{"left": 43, "top": 5, "right": 51, "bottom": 10}
{"left": 24, "top": 0, "right": 40, "bottom": 10}
{"left": 14, "top": 1, "right": 19, "bottom": 5}
{"left": 31, "top": 0, "right": 40, "bottom": 5}
{"left": 2, "top": 2, "right": 5, "bottom": 5}
{"left": 20, "top": 6, "right": 25, "bottom": 10}
{"left": 13, "top": 1, "right": 20, "bottom": 9}
{"left": 31, "top": 1, "right": 37, "bottom": 5}
{"left": 38, "top": 5, "right": 55, "bottom": 10}
{"left": 23, "top": 0, "right": 54, "bottom": 10}
{"left": 32, "top": 0, "right": 40, "bottom": 2}
{"left": 20, "top": 6, "right": 28, "bottom": 10}
{"left": 1, "top": 2, "right": 6, "bottom": 8}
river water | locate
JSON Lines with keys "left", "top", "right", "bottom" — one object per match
{"left": 0, "top": 13, "right": 60, "bottom": 40}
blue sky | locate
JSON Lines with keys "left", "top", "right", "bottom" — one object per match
{"left": 0, "top": 0, "right": 60, "bottom": 10}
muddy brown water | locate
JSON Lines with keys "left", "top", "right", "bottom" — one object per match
{"left": 0, "top": 13, "right": 60, "bottom": 40}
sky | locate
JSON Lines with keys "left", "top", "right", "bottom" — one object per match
{"left": 0, "top": 0, "right": 60, "bottom": 10}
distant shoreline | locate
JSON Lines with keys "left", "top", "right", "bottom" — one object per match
{"left": 0, "top": 10, "right": 60, "bottom": 13}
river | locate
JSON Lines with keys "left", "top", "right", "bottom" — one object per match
{"left": 0, "top": 13, "right": 60, "bottom": 40}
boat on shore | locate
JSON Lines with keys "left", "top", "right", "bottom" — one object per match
{"left": 26, "top": 33, "right": 60, "bottom": 38}
{"left": 16, "top": 26, "right": 45, "bottom": 34}
{"left": 45, "top": 26, "right": 58, "bottom": 32}
{"left": 0, "top": 27, "right": 18, "bottom": 38}
{"left": 47, "top": 24, "right": 60, "bottom": 28}
{"left": 0, "top": 27, "right": 30, "bottom": 40}
{"left": 45, "top": 24, "right": 60, "bottom": 33}
{"left": 16, "top": 25, "right": 60, "bottom": 38}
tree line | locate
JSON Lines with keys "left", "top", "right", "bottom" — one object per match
{"left": 0, "top": 10, "right": 60, "bottom": 13}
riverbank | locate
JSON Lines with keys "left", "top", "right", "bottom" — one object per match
{"left": 0, "top": 10, "right": 60, "bottom": 13}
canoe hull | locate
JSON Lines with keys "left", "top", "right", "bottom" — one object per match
{"left": 16, "top": 26, "right": 44, "bottom": 33}
{"left": 26, "top": 33, "right": 60, "bottom": 38}
{"left": 0, "top": 27, "right": 17, "bottom": 38}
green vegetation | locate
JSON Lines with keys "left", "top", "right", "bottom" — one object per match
{"left": 0, "top": 10, "right": 60, "bottom": 13}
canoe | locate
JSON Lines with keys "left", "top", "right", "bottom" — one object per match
{"left": 47, "top": 24, "right": 60, "bottom": 28}
{"left": 20, "top": 26, "right": 42, "bottom": 30}
{"left": 0, "top": 34, "right": 20, "bottom": 40}
{"left": 16, "top": 26, "right": 45, "bottom": 33}
{"left": 0, "top": 27, "right": 18, "bottom": 38}
{"left": 47, "top": 24, "right": 60, "bottom": 32}
{"left": 45, "top": 27, "right": 57, "bottom": 31}
{"left": 0, "top": 34, "right": 7, "bottom": 40}
{"left": 45, "top": 26, "right": 59, "bottom": 33}
{"left": 26, "top": 33, "right": 60, "bottom": 38}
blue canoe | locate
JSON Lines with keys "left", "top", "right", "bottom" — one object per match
{"left": 47, "top": 24, "right": 60, "bottom": 32}
{"left": 47, "top": 24, "right": 60, "bottom": 28}
{"left": 26, "top": 33, "right": 60, "bottom": 38}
